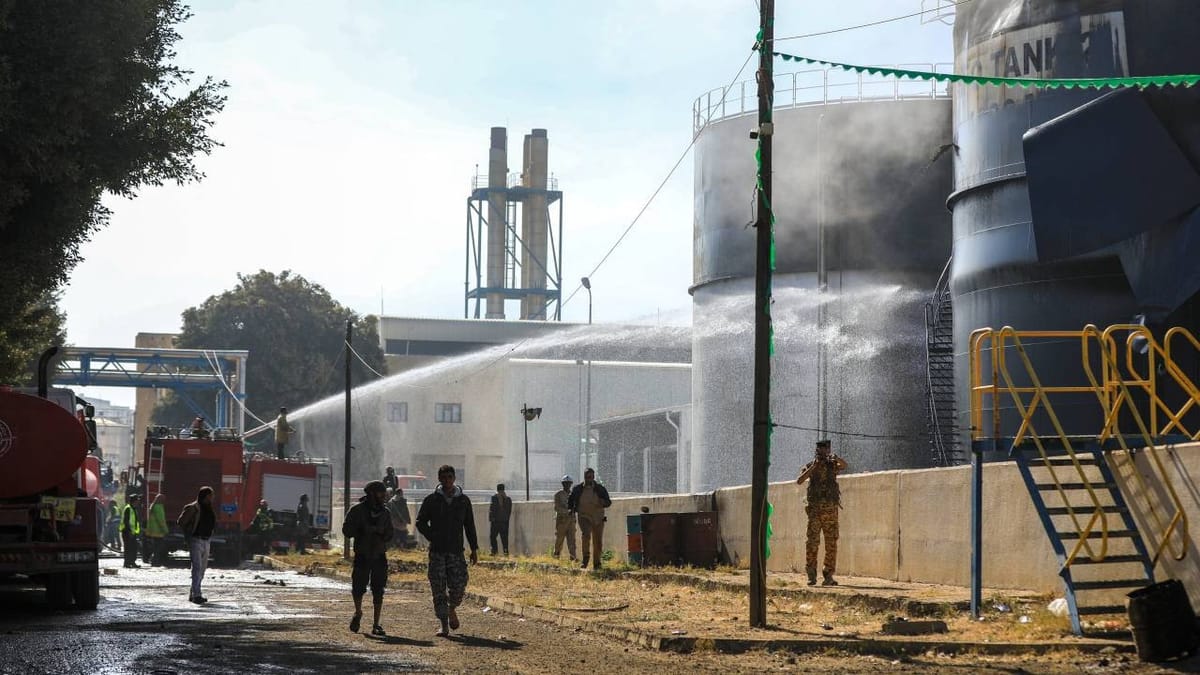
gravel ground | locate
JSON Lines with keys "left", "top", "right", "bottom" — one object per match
{"left": 0, "top": 553, "right": 1194, "bottom": 674}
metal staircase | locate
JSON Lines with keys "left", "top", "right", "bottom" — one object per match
{"left": 1012, "top": 440, "right": 1155, "bottom": 634}
{"left": 969, "top": 325, "right": 1198, "bottom": 636}
{"left": 925, "top": 258, "right": 962, "bottom": 466}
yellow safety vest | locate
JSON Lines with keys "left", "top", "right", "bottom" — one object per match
{"left": 119, "top": 504, "right": 141, "bottom": 535}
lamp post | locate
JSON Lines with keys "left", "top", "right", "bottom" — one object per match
{"left": 521, "top": 404, "right": 542, "bottom": 501}
{"left": 581, "top": 277, "right": 592, "bottom": 324}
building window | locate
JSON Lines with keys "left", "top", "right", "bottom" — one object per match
{"left": 435, "top": 403, "right": 462, "bottom": 424}
{"left": 387, "top": 402, "right": 408, "bottom": 423}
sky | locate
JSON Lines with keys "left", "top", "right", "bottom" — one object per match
{"left": 60, "top": 0, "right": 955, "bottom": 407}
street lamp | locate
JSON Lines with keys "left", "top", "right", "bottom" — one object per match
{"left": 521, "top": 404, "right": 542, "bottom": 501}
{"left": 580, "top": 277, "right": 592, "bottom": 325}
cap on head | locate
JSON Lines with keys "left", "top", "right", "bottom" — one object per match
{"left": 279, "top": 407, "right": 287, "bottom": 414}
{"left": 561, "top": 474, "right": 573, "bottom": 483}
{"left": 300, "top": 494, "right": 308, "bottom": 501}
{"left": 816, "top": 439, "right": 831, "bottom": 448}
{"left": 364, "top": 480, "right": 388, "bottom": 495}
{"left": 197, "top": 486, "right": 214, "bottom": 500}
{"left": 497, "top": 483, "right": 505, "bottom": 492}
{"left": 386, "top": 466, "right": 394, "bottom": 473}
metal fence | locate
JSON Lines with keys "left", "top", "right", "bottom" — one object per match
{"left": 692, "top": 64, "right": 954, "bottom": 134}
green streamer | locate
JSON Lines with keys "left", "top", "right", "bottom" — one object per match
{"left": 766, "top": 50, "right": 1200, "bottom": 89}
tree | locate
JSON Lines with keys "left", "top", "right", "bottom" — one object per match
{"left": 152, "top": 270, "right": 387, "bottom": 429}
{"left": 0, "top": 1, "right": 225, "bottom": 382}
{"left": 0, "top": 292, "right": 67, "bottom": 385}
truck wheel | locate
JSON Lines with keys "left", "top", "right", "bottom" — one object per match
{"left": 72, "top": 568, "right": 100, "bottom": 610}
{"left": 46, "top": 573, "right": 73, "bottom": 609}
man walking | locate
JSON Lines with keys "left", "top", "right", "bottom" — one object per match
{"left": 296, "top": 494, "right": 312, "bottom": 554}
{"left": 144, "top": 494, "right": 169, "bottom": 566}
{"left": 177, "top": 486, "right": 217, "bottom": 603}
{"left": 553, "top": 475, "right": 577, "bottom": 561}
{"left": 568, "top": 468, "right": 612, "bottom": 571}
{"left": 342, "top": 481, "right": 393, "bottom": 636}
{"left": 382, "top": 466, "right": 399, "bottom": 493}
{"left": 488, "top": 484, "right": 512, "bottom": 556}
{"left": 415, "top": 465, "right": 479, "bottom": 638}
{"left": 796, "top": 439, "right": 848, "bottom": 586}
{"left": 274, "top": 407, "right": 294, "bottom": 459}
{"left": 119, "top": 493, "right": 142, "bottom": 568}
{"left": 385, "top": 488, "right": 411, "bottom": 549}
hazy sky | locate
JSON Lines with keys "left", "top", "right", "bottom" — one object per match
{"left": 61, "top": 0, "right": 954, "bottom": 406}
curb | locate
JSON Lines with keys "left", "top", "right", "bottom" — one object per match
{"left": 260, "top": 556, "right": 1134, "bottom": 658}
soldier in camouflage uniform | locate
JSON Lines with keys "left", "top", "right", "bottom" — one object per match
{"left": 796, "top": 439, "right": 848, "bottom": 586}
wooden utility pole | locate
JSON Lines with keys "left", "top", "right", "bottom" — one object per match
{"left": 749, "top": 0, "right": 774, "bottom": 629}
{"left": 343, "top": 319, "right": 352, "bottom": 560}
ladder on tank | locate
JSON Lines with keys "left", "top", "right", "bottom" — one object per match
{"left": 145, "top": 440, "right": 165, "bottom": 500}
{"left": 970, "top": 325, "right": 1199, "bottom": 635}
{"left": 925, "top": 258, "right": 961, "bottom": 466}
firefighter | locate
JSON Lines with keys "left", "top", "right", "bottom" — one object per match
{"left": 296, "top": 494, "right": 312, "bottom": 554}
{"left": 190, "top": 416, "right": 210, "bottom": 440}
{"left": 120, "top": 493, "right": 143, "bottom": 568}
{"left": 250, "top": 500, "right": 273, "bottom": 554}
{"left": 275, "top": 408, "right": 294, "bottom": 459}
{"left": 144, "top": 494, "right": 169, "bottom": 566}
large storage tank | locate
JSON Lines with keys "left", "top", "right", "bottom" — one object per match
{"left": 950, "top": 0, "right": 1200, "bottom": 442}
{"left": 691, "top": 72, "right": 954, "bottom": 490}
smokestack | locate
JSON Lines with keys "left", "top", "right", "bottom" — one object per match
{"left": 520, "top": 129, "right": 549, "bottom": 320}
{"left": 486, "top": 127, "right": 507, "bottom": 319}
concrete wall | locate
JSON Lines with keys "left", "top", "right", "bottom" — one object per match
{"left": 405, "top": 443, "right": 1200, "bottom": 602}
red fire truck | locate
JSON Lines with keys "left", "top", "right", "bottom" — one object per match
{"left": 141, "top": 432, "right": 332, "bottom": 563}
{"left": 0, "top": 352, "right": 101, "bottom": 609}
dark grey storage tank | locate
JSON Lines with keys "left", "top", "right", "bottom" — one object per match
{"left": 691, "top": 73, "right": 954, "bottom": 490}
{"left": 950, "top": 0, "right": 1200, "bottom": 443}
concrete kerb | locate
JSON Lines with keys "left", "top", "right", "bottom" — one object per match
{"left": 259, "top": 556, "right": 1133, "bottom": 657}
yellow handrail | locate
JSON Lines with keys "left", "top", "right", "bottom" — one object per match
{"left": 968, "top": 324, "right": 1200, "bottom": 568}
{"left": 993, "top": 327, "right": 1109, "bottom": 565}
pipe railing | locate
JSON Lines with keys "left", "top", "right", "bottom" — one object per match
{"left": 692, "top": 64, "right": 953, "bottom": 134}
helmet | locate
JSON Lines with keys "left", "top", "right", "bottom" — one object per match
{"left": 561, "top": 474, "right": 573, "bottom": 483}
{"left": 259, "top": 500, "right": 268, "bottom": 508}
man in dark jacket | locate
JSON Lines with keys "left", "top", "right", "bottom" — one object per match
{"left": 415, "top": 465, "right": 479, "bottom": 638}
{"left": 296, "top": 494, "right": 311, "bottom": 554}
{"left": 488, "top": 484, "right": 513, "bottom": 556}
{"left": 567, "top": 468, "right": 612, "bottom": 570}
{"left": 342, "top": 481, "right": 393, "bottom": 636}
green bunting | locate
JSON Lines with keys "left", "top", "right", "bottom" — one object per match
{"left": 765, "top": 50, "right": 1200, "bottom": 89}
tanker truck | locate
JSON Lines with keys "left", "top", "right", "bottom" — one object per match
{"left": 0, "top": 349, "right": 102, "bottom": 609}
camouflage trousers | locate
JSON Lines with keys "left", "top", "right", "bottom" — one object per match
{"left": 805, "top": 502, "right": 840, "bottom": 575}
{"left": 428, "top": 550, "right": 469, "bottom": 620}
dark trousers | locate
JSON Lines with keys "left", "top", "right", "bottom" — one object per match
{"left": 351, "top": 554, "right": 388, "bottom": 601}
{"left": 144, "top": 537, "right": 168, "bottom": 566}
{"left": 489, "top": 520, "right": 509, "bottom": 555}
{"left": 276, "top": 442, "right": 286, "bottom": 459}
{"left": 122, "top": 532, "right": 139, "bottom": 567}
{"left": 296, "top": 529, "right": 309, "bottom": 554}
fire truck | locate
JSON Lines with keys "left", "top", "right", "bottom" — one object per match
{"left": 0, "top": 350, "right": 102, "bottom": 609}
{"left": 141, "top": 430, "right": 332, "bottom": 564}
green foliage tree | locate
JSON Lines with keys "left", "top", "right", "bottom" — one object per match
{"left": 0, "top": 292, "right": 67, "bottom": 386}
{"left": 152, "top": 271, "right": 388, "bottom": 429}
{"left": 0, "top": 1, "right": 226, "bottom": 382}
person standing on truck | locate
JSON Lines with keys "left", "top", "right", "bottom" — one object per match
{"left": 144, "top": 494, "right": 169, "bottom": 566}
{"left": 415, "top": 465, "right": 479, "bottom": 638}
{"left": 119, "top": 493, "right": 143, "bottom": 568}
{"left": 296, "top": 494, "right": 312, "bottom": 554}
{"left": 342, "top": 481, "right": 394, "bottom": 636}
{"left": 178, "top": 486, "right": 217, "bottom": 604}
{"left": 274, "top": 407, "right": 294, "bottom": 459}
{"left": 190, "top": 416, "right": 210, "bottom": 440}
{"left": 488, "top": 484, "right": 512, "bottom": 556}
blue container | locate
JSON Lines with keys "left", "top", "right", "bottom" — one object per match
{"left": 626, "top": 514, "right": 642, "bottom": 534}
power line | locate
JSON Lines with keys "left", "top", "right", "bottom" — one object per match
{"left": 771, "top": 421, "right": 909, "bottom": 441}
{"left": 775, "top": 0, "right": 972, "bottom": 42}
{"left": 561, "top": 49, "right": 757, "bottom": 311}
{"left": 345, "top": 339, "right": 386, "bottom": 380}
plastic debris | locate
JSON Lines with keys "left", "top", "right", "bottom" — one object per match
{"left": 671, "top": 630, "right": 687, "bottom": 635}
{"left": 1018, "top": 615, "right": 1031, "bottom": 624}
{"left": 993, "top": 602, "right": 1011, "bottom": 613}
{"left": 821, "top": 623, "right": 833, "bottom": 630}
{"left": 1048, "top": 598, "right": 1069, "bottom": 617}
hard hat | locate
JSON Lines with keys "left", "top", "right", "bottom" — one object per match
{"left": 561, "top": 474, "right": 573, "bottom": 482}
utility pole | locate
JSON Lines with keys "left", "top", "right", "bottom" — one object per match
{"left": 343, "top": 319, "right": 352, "bottom": 561}
{"left": 749, "top": 0, "right": 774, "bottom": 629}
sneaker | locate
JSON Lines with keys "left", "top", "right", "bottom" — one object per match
{"left": 371, "top": 624, "right": 386, "bottom": 636}
{"left": 349, "top": 612, "right": 362, "bottom": 633}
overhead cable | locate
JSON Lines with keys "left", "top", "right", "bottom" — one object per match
{"left": 775, "top": 0, "right": 973, "bottom": 42}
